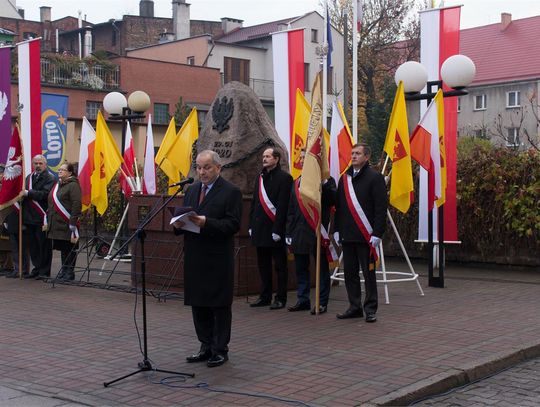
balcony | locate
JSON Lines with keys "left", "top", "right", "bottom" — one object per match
{"left": 40, "top": 57, "right": 120, "bottom": 91}
{"left": 221, "top": 74, "right": 274, "bottom": 100}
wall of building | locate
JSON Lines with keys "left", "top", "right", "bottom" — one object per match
{"left": 126, "top": 36, "right": 211, "bottom": 65}
{"left": 458, "top": 80, "right": 540, "bottom": 149}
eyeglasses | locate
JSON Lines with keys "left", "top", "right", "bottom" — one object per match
{"left": 58, "top": 168, "right": 68, "bottom": 172}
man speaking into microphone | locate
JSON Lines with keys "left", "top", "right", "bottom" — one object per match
{"left": 172, "top": 150, "right": 242, "bottom": 367}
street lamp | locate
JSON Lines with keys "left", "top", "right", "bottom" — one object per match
{"left": 395, "top": 55, "right": 476, "bottom": 288}
{"left": 103, "top": 90, "right": 151, "bottom": 255}
{"left": 103, "top": 90, "right": 151, "bottom": 191}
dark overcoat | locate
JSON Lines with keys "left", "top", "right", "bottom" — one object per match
{"left": 249, "top": 166, "right": 293, "bottom": 247}
{"left": 285, "top": 177, "right": 336, "bottom": 254}
{"left": 176, "top": 176, "right": 242, "bottom": 307}
{"left": 334, "top": 164, "right": 387, "bottom": 243}
{"left": 46, "top": 177, "right": 82, "bottom": 241}
{"left": 23, "top": 170, "right": 55, "bottom": 225}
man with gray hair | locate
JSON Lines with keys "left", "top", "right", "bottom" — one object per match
{"left": 22, "top": 155, "right": 55, "bottom": 279}
{"left": 173, "top": 150, "right": 242, "bottom": 367}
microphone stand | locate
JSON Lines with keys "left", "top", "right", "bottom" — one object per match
{"left": 103, "top": 182, "right": 194, "bottom": 387}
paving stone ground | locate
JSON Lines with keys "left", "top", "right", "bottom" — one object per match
{"left": 0, "top": 255, "right": 539, "bottom": 406}
{"left": 413, "top": 357, "right": 540, "bottom": 406}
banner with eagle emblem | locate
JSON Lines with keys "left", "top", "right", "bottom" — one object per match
{"left": 0, "top": 126, "right": 24, "bottom": 210}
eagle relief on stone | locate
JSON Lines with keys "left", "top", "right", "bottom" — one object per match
{"left": 212, "top": 96, "right": 234, "bottom": 133}
{"left": 4, "top": 146, "right": 22, "bottom": 180}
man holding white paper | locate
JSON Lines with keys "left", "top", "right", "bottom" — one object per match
{"left": 172, "top": 150, "right": 242, "bottom": 368}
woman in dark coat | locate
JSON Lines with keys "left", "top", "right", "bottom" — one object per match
{"left": 47, "top": 162, "right": 82, "bottom": 280}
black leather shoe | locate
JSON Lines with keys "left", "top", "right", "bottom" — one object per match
{"left": 336, "top": 308, "right": 363, "bottom": 319}
{"left": 365, "top": 313, "right": 377, "bottom": 323}
{"left": 250, "top": 298, "right": 271, "bottom": 307}
{"left": 311, "top": 305, "right": 328, "bottom": 315}
{"left": 24, "top": 272, "right": 38, "bottom": 279}
{"left": 287, "top": 302, "right": 310, "bottom": 312}
{"left": 186, "top": 350, "right": 212, "bottom": 363}
{"left": 269, "top": 300, "right": 285, "bottom": 310}
{"left": 207, "top": 354, "right": 228, "bottom": 367}
{"left": 5, "top": 271, "right": 18, "bottom": 278}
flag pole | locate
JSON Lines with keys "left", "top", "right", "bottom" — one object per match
{"left": 352, "top": 0, "right": 358, "bottom": 141}
{"left": 315, "top": 217, "right": 322, "bottom": 314}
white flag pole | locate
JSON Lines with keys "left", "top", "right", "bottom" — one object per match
{"left": 352, "top": 0, "right": 358, "bottom": 142}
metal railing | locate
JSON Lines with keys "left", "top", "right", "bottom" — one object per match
{"left": 221, "top": 74, "right": 274, "bottom": 100}
{"left": 41, "top": 58, "right": 120, "bottom": 90}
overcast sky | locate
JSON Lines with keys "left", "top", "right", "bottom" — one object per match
{"left": 14, "top": 0, "right": 540, "bottom": 29}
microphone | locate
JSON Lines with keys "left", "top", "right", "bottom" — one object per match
{"left": 168, "top": 177, "right": 194, "bottom": 188}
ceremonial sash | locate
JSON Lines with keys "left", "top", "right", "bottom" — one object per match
{"left": 258, "top": 175, "right": 276, "bottom": 222}
{"left": 52, "top": 182, "right": 79, "bottom": 241}
{"left": 294, "top": 179, "right": 339, "bottom": 263}
{"left": 28, "top": 173, "right": 48, "bottom": 230}
{"left": 343, "top": 174, "right": 379, "bottom": 261}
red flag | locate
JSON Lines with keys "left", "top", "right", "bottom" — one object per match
{"left": 119, "top": 121, "right": 136, "bottom": 198}
{"left": 0, "top": 127, "right": 24, "bottom": 209}
{"left": 78, "top": 117, "right": 96, "bottom": 212}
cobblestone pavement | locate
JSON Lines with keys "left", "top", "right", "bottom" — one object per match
{"left": 413, "top": 357, "right": 540, "bottom": 406}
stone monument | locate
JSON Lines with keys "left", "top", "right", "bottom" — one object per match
{"left": 193, "top": 81, "right": 289, "bottom": 195}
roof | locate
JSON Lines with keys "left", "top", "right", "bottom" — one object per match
{"left": 0, "top": 27, "right": 15, "bottom": 35}
{"left": 216, "top": 16, "right": 300, "bottom": 43}
{"left": 461, "top": 15, "right": 540, "bottom": 86}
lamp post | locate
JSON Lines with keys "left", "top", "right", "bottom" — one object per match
{"left": 395, "top": 55, "right": 476, "bottom": 288}
{"left": 102, "top": 90, "right": 151, "bottom": 249}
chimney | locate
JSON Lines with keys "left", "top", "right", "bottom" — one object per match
{"left": 501, "top": 13, "right": 512, "bottom": 31}
{"left": 40, "top": 6, "right": 51, "bottom": 23}
{"left": 139, "top": 0, "right": 154, "bottom": 18}
{"left": 172, "top": 0, "right": 190, "bottom": 40}
{"left": 221, "top": 17, "right": 243, "bottom": 34}
{"left": 18, "top": 8, "right": 25, "bottom": 19}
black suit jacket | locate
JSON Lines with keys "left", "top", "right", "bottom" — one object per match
{"left": 249, "top": 166, "right": 293, "bottom": 247}
{"left": 22, "top": 171, "right": 55, "bottom": 226}
{"left": 335, "top": 164, "right": 387, "bottom": 243}
{"left": 175, "top": 176, "right": 242, "bottom": 307}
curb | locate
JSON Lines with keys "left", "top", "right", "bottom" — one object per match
{"left": 366, "top": 341, "right": 540, "bottom": 406}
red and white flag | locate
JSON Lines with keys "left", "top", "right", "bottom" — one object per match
{"left": 17, "top": 38, "right": 42, "bottom": 175}
{"left": 143, "top": 114, "right": 156, "bottom": 195}
{"left": 419, "top": 6, "right": 461, "bottom": 242}
{"left": 78, "top": 117, "right": 96, "bottom": 212}
{"left": 119, "top": 121, "right": 136, "bottom": 198}
{"left": 272, "top": 28, "right": 304, "bottom": 160}
{"left": 0, "top": 127, "right": 24, "bottom": 209}
{"left": 411, "top": 90, "right": 444, "bottom": 211}
{"left": 329, "top": 101, "right": 353, "bottom": 183}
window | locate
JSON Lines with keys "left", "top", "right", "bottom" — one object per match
{"left": 457, "top": 97, "right": 461, "bottom": 113}
{"left": 304, "top": 63, "right": 310, "bottom": 91}
{"left": 154, "top": 103, "right": 170, "bottom": 125}
{"left": 85, "top": 101, "right": 102, "bottom": 120}
{"left": 23, "top": 32, "right": 38, "bottom": 40}
{"left": 506, "top": 91, "right": 520, "bottom": 108}
{"left": 187, "top": 56, "right": 195, "bottom": 65}
{"left": 474, "top": 128, "right": 487, "bottom": 139}
{"left": 223, "top": 57, "right": 250, "bottom": 85}
{"left": 112, "top": 30, "right": 116, "bottom": 46}
{"left": 311, "top": 29, "right": 318, "bottom": 43}
{"left": 474, "top": 94, "right": 487, "bottom": 110}
{"left": 197, "top": 109, "right": 207, "bottom": 129}
{"left": 506, "top": 128, "right": 520, "bottom": 147}
{"left": 327, "top": 66, "right": 333, "bottom": 94}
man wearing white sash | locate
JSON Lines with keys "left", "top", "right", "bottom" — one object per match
{"left": 249, "top": 147, "right": 293, "bottom": 310}
{"left": 334, "top": 143, "right": 387, "bottom": 322}
{"left": 21, "top": 155, "right": 55, "bottom": 279}
{"left": 47, "top": 163, "right": 82, "bottom": 281}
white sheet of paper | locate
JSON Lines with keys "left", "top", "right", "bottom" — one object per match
{"left": 170, "top": 211, "right": 200, "bottom": 233}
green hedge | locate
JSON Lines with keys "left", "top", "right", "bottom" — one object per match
{"left": 388, "top": 138, "right": 539, "bottom": 266}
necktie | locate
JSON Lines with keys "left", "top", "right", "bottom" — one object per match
{"left": 199, "top": 184, "right": 207, "bottom": 204}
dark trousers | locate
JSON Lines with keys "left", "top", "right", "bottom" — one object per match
{"left": 24, "top": 224, "right": 52, "bottom": 276}
{"left": 53, "top": 239, "right": 78, "bottom": 278}
{"left": 293, "top": 251, "right": 331, "bottom": 306}
{"left": 191, "top": 306, "right": 232, "bottom": 356}
{"left": 8, "top": 233, "right": 29, "bottom": 274}
{"left": 256, "top": 246, "right": 288, "bottom": 303}
{"left": 342, "top": 242, "right": 378, "bottom": 315}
